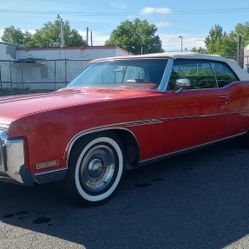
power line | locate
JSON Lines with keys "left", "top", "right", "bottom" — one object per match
{"left": 0, "top": 7, "right": 249, "bottom": 16}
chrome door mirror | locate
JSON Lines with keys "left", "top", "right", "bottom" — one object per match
{"left": 174, "top": 78, "right": 191, "bottom": 93}
{"left": 176, "top": 78, "right": 191, "bottom": 88}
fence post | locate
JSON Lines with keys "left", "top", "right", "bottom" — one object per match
{"left": 21, "top": 67, "right": 24, "bottom": 89}
{"left": 54, "top": 60, "right": 57, "bottom": 90}
{"left": 64, "top": 59, "right": 68, "bottom": 84}
{"left": 9, "top": 62, "right": 13, "bottom": 94}
{"left": 0, "top": 65, "right": 2, "bottom": 89}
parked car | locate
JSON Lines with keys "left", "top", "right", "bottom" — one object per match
{"left": 1, "top": 52, "right": 249, "bottom": 205}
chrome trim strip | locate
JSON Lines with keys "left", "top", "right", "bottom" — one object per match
{"left": 160, "top": 111, "right": 249, "bottom": 122}
{"left": 65, "top": 127, "right": 141, "bottom": 161}
{"left": 0, "top": 130, "right": 8, "bottom": 171}
{"left": 65, "top": 111, "right": 249, "bottom": 160}
{"left": 158, "top": 58, "right": 174, "bottom": 92}
{"left": 34, "top": 167, "right": 68, "bottom": 176}
{"left": 33, "top": 167, "right": 67, "bottom": 184}
{"left": 139, "top": 131, "right": 247, "bottom": 166}
{"left": 126, "top": 119, "right": 163, "bottom": 127}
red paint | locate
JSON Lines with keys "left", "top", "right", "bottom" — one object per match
{"left": 1, "top": 82, "right": 249, "bottom": 175}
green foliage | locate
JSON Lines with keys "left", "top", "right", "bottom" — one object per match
{"left": 205, "top": 23, "right": 249, "bottom": 56}
{"left": 231, "top": 22, "right": 249, "bottom": 48}
{"left": 192, "top": 46, "right": 207, "bottom": 53}
{"left": 205, "top": 25, "right": 237, "bottom": 56}
{"left": 26, "top": 20, "right": 86, "bottom": 48}
{"left": 1, "top": 19, "right": 86, "bottom": 48}
{"left": 1, "top": 26, "right": 25, "bottom": 45}
{"left": 105, "top": 18, "right": 164, "bottom": 54}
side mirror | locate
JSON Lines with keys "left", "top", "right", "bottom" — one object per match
{"left": 174, "top": 78, "right": 191, "bottom": 93}
{"left": 176, "top": 78, "right": 191, "bottom": 88}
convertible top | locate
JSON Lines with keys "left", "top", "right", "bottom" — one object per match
{"left": 92, "top": 52, "right": 249, "bottom": 81}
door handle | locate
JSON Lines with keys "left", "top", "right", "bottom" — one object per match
{"left": 218, "top": 95, "right": 230, "bottom": 101}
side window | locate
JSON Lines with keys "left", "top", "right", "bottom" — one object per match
{"left": 211, "top": 62, "right": 239, "bottom": 88}
{"left": 168, "top": 60, "right": 217, "bottom": 90}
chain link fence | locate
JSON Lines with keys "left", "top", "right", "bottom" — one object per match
{"left": 0, "top": 59, "right": 91, "bottom": 92}
{"left": 0, "top": 56, "right": 249, "bottom": 94}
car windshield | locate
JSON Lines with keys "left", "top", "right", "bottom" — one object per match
{"left": 67, "top": 59, "right": 168, "bottom": 90}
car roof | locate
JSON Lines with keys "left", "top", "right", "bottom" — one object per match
{"left": 92, "top": 52, "right": 249, "bottom": 81}
{"left": 92, "top": 52, "right": 227, "bottom": 62}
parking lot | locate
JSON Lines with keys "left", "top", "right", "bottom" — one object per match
{"left": 1, "top": 140, "right": 249, "bottom": 249}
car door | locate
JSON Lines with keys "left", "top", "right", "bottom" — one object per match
{"left": 211, "top": 61, "right": 249, "bottom": 135}
{"left": 163, "top": 59, "right": 232, "bottom": 153}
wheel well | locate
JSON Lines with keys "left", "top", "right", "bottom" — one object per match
{"left": 68, "top": 129, "right": 140, "bottom": 170}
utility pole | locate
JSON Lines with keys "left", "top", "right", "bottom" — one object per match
{"left": 86, "top": 27, "right": 89, "bottom": 46}
{"left": 179, "top": 36, "right": 183, "bottom": 52}
{"left": 140, "top": 46, "right": 144, "bottom": 55}
{"left": 90, "top": 31, "right": 93, "bottom": 46}
{"left": 57, "top": 14, "right": 65, "bottom": 48}
{"left": 237, "top": 35, "right": 242, "bottom": 66}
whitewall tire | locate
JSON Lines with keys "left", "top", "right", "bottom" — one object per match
{"left": 65, "top": 133, "right": 124, "bottom": 205}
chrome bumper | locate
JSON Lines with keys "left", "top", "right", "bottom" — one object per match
{"left": 0, "top": 130, "right": 33, "bottom": 186}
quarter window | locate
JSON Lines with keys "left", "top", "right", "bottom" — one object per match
{"left": 168, "top": 60, "right": 217, "bottom": 90}
{"left": 211, "top": 62, "right": 239, "bottom": 87}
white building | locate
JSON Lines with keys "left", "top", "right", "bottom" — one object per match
{"left": 0, "top": 44, "right": 129, "bottom": 89}
{"left": 245, "top": 44, "right": 249, "bottom": 72}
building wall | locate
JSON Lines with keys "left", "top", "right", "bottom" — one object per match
{"left": 245, "top": 45, "right": 249, "bottom": 72}
{"left": 0, "top": 42, "right": 16, "bottom": 60}
{"left": 0, "top": 45, "right": 129, "bottom": 89}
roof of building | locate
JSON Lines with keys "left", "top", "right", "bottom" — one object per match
{"left": 92, "top": 52, "right": 249, "bottom": 81}
{"left": 0, "top": 42, "right": 16, "bottom": 47}
{"left": 16, "top": 45, "right": 128, "bottom": 53}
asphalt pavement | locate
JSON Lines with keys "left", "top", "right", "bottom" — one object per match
{"left": 1, "top": 139, "right": 249, "bottom": 249}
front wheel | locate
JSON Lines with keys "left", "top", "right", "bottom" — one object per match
{"left": 65, "top": 134, "right": 124, "bottom": 205}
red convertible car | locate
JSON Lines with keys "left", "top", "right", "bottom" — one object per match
{"left": 1, "top": 52, "right": 249, "bottom": 205}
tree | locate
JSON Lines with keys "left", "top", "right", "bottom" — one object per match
{"left": 192, "top": 46, "right": 207, "bottom": 53}
{"left": 105, "top": 18, "right": 164, "bottom": 54}
{"left": 230, "top": 22, "right": 249, "bottom": 48}
{"left": 205, "top": 25, "right": 237, "bottom": 56}
{"left": 26, "top": 19, "right": 87, "bottom": 48}
{"left": 1, "top": 26, "right": 25, "bottom": 45}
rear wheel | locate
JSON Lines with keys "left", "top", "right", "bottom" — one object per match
{"left": 65, "top": 133, "right": 124, "bottom": 205}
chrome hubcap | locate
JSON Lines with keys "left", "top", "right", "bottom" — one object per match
{"left": 88, "top": 159, "right": 104, "bottom": 178}
{"left": 79, "top": 145, "right": 116, "bottom": 193}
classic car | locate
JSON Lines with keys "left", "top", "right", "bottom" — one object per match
{"left": 1, "top": 52, "right": 249, "bottom": 205}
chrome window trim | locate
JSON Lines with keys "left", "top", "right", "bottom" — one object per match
{"left": 158, "top": 58, "right": 174, "bottom": 92}
{"left": 168, "top": 59, "right": 219, "bottom": 92}
{"left": 209, "top": 61, "right": 219, "bottom": 88}
{"left": 165, "top": 58, "right": 244, "bottom": 93}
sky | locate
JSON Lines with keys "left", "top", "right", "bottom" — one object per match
{"left": 0, "top": 0, "right": 249, "bottom": 51}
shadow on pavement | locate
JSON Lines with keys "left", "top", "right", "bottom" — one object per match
{"left": 1, "top": 140, "right": 249, "bottom": 249}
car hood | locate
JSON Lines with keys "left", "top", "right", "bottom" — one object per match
{"left": 0, "top": 88, "right": 157, "bottom": 125}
